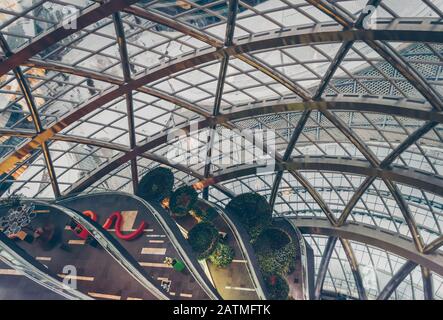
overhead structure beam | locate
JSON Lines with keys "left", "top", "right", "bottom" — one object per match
{"left": 377, "top": 260, "right": 418, "bottom": 300}
{"left": 339, "top": 238, "right": 368, "bottom": 300}
{"left": 423, "top": 235, "right": 443, "bottom": 254}
{"left": 12, "top": 52, "right": 443, "bottom": 122}
{"left": 421, "top": 266, "right": 434, "bottom": 300}
{"left": 269, "top": 110, "right": 311, "bottom": 209}
{"left": 5, "top": 132, "right": 443, "bottom": 202}
{"left": 2, "top": 22, "right": 437, "bottom": 191}
{"left": 306, "top": 0, "right": 443, "bottom": 254}
{"left": 0, "top": 20, "right": 443, "bottom": 172}
{"left": 0, "top": 34, "right": 60, "bottom": 198}
{"left": 2, "top": 94, "right": 440, "bottom": 135}
{"left": 291, "top": 217, "right": 443, "bottom": 276}
{"left": 203, "top": 0, "right": 239, "bottom": 200}
{"left": 194, "top": 157, "right": 443, "bottom": 197}
{"left": 0, "top": 129, "right": 235, "bottom": 198}
{"left": 0, "top": 0, "right": 140, "bottom": 76}
{"left": 1, "top": 14, "right": 442, "bottom": 233}
{"left": 112, "top": 12, "right": 138, "bottom": 193}
{"left": 314, "top": 236, "right": 337, "bottom": 300}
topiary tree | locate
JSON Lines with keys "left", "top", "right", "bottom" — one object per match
{"left": 225, "top": 192, "right": 272, "bottom": 240}
{"left": 191, "top": 200, "right": 218, "bottom": 222}
{"left": 265, "top": 274, "right": 289, "bottom": 300}
{"left": 187, "top": 222, "right": 219, "bottom": 259}
{"left": 137, "top": 167, "right": 174, "bottom": 201}
{"left": 253, "top": 228, "right": 296, "bottom": 275}
{"left": 169, "top": 185, "right": 198, "bottom": 217}
{"left": 209, "top": 242, "right": 234, "bottom": 268}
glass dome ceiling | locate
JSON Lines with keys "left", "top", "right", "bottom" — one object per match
{"left": 0, "top": 0, "right": 443, "bottom": 300}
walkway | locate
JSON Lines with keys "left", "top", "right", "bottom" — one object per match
{"left": 60, "top": 192, "right": 211, "bottom": 300}
{"left": 0, "top": 259, "right": 65, "bottom": 300}
{"left": 173, "top": 202, "right": 265, "bottom": 300}
{"left": 0, "top": 203, "right": 159, "bottom": 300}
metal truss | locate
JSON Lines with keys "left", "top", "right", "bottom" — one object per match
{"left": 194, "top": 158, "right": 443, "bottom": 198}
{"left": 291, "top": 217, "right": 443, "bottom": 275}
{"left": 112, "top": 11, "right": 138, "bottom": 192}
{"left": 0, "top": 0, "right": 140, "bottom": 76}
{"left": 1, "top": 18, "right": 442, "bottom": 176}
{"left": 0, "top": 34, "right": 60, "bottom": 197}
{"left": 203, "top": 0, "right": 239, "bottom": 200}
{"left": 305, "top": 0, "right": 443, "bottom": 254}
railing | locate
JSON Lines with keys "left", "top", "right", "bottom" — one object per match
{"left": 0, "top": 223, "right": 91, "bottom": 300}
{"left": 58, "top": 191, "right": 221, "bottom": 300}
{"left": 46, "top": 198, "right": 169, "bottom": 300}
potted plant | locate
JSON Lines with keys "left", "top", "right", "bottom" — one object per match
{"left": 225, "top": 192, "right": 272, "bottom": 240}
{"left": 137, "top": 167, "right": 174, "bottom": 201}
{"left": 208, "top": 242, "right": 235, "bottom": 268}
{"left": 187, "top": 222, "right": 219, "bottom": 259}
{"left": 169, "top": 185, "right": 198, "bottom": 217}
{"left": 253, "top": 227, "right": 296, "bottom": 275}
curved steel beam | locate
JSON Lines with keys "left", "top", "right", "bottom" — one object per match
{"left": 0, "top": 129, "right": 235, "bottom": 198}
{"left": 65, "top": 144, "right": 443, "bottom": 200}
{"left": 112, "top": 12, "right": 138, "bottom": 192}
{"left": 421, "top": 266, "right": 434, "bottom": 300}
{"left": 2, "top": 17, "right": 441, "bottom": 174}
{"left": 377, "top": 260, "right": 417, "bottom": 300}
{"left": 203, "top": 0, "right": 239, "bottom": 200}
{"left": 3, "top": 130, "right": 443, "bottom": 201}
{"left": 195, "top": 157, "right": 443, "bottom": 197}
{"left": 290, "top": 217, "right": 443, "bottom": 276}
{"left": 0, "top": 34, "right": 60, "bottom": 197}
{"left": 2, "top": 94, "right": 440, "bottom": 141}
{"left": 0, "top": 0, "right": 140, "bottom": 76}
{"left": 9, "top": 55, "right": 441, "bottom": 122}
{"left": 314, "top": 236, "right": 337, "bottom": 300}
{"left": 339, "top": 238, "right": 367, "bottom": 300}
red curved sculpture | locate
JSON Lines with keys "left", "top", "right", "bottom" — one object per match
{"left": 102, "top": 211, "right": 147, "bottom": 241}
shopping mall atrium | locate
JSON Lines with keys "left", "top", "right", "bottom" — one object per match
{"left": 0, "top": 0, "right": 442, "bottom": 301}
